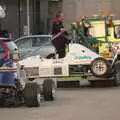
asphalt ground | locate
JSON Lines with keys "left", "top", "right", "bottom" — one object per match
{"left": 0, "top": 81, "right": 120, "bottom": 120}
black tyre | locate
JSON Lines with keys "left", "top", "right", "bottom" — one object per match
{"left": 113, "top": 61, "right": 120, "bottom": 86}
{"left": 0, "top": 98, "right": 4, "bottom": 107}
{"left": 24, "top": 82, "right": 41, "bottom": 107}
{"left": 46, "top": 53, "right": 55, "bottom": 59}
{"left": 43, "top": 79, "right": 55, "bottom": 101}
{"left": 90, "top": 57, "right": 112, "bottom": 77}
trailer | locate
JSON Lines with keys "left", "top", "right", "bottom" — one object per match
{"left": 19, "top": 39, "right": 120, "bottom": 89}
{"left": 18, "top": 16, "right": 120, "bottom": 88}
{"left": 71, "top": 16, "right": 120, "bottom": 59}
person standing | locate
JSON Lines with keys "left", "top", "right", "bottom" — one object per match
{"left": 51, "top": 10, "right": 71, "bottom": 58}
{"left": 52, "top": 10, "right": 64, "bottom": 35}
{"left": 81, "top": 16, "right": 91, "bottom": 36}
{"left": 52, "top": 30, "right": 71, "bottom": 58}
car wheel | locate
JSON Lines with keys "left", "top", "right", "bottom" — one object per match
{"left": 24, "top": 82, "right": 41, "bottom": 107}
{"left": 43, "top": 79, "right": 56, "bottom": 101}
{"left": 90, "top": 57, "right": 112, "bottom": 77}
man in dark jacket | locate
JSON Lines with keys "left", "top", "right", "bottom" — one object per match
{"left": 52, "top": 30, "right": 71, "bottom": 58}
{"left": 52, "top": 11, "right": 71, "bottom": 58}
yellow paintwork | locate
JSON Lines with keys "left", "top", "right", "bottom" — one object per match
{"left": 90, "top": 19, "right": 120, "bottom": 59}
{"left": 99, "top": 43, "right": 112, "bottom": 58}
{"left": 71, "top": 19, "right": 120, "bottom": 59}
{"left": 58, "top": 76, "right": 87, "bottom": 81}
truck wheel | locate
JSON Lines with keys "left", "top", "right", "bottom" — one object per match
{"left": 43, "top": 79, "right": 55, "bottom": 101}
{"left": 113, "top": 72, "right": 120, "bottom": 86}
{"left": 24, "top": 82, "right": 41, "bottom": 107}
{"left": 90, "top": 57, "right": 112, "bottom": 77}
{"left": 113, "top": 61, "right": 120, "bottom": 86}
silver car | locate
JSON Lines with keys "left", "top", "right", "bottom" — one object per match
{"left": 14, "top": 35, "right": 56, "bottom": 59}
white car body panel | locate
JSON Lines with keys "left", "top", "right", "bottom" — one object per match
{"left": 65, "top": 43, "right": 99, "bottom": 65}
{"left": 19, "top": 43, "right": 100, "bottom": 78}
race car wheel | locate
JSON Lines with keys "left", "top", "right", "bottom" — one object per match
{"left": 0, "top": 98, "right": 4, "bottom": 106}
{"left": 90, "top": 57, "right": 112, "bottom": 77}
{"left": 43, "top": 79, "right": 56, "bottom": 101}
{"left": 24, "top": 82, "right": 41, "bottom": 107}
{"left": 46, "top": 53, "right": 55, "bottom": 59}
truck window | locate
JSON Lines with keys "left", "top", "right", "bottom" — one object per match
{"left": 115, "top": 25, "right": 120, "bottom": 39}
{"left": 89, "top": 23, "right": 106, "bottom": 38}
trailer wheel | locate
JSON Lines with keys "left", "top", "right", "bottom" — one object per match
{"left": 43, "top": 79, "right": 55, "bottom": 101}
{"left": 24, "top": 82, "right": 41, "bottom": 107}
{"left": 90, "top": 57, "right": 112, "bottom": 77}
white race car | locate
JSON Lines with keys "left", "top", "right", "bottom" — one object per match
{"left": 19, "top": 42, "right": 120, "bottom": 86}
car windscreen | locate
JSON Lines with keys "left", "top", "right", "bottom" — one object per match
{"left": 15, "top": 37, "right": 32, "bottom": 48}
{"left": 32, "top": 36, "right": 52, "bottom": 47}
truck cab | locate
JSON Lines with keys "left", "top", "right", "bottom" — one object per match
{"left": 85, "top": 17, "right": 120, "bottom": 59}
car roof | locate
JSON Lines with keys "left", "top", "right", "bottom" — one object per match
{"left": 14, "top": 35, "right": 52, "bottom": 43}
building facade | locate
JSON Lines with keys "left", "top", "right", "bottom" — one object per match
{"left": 0, "top": 0, "right": 50, "bottom": 39}
{"left": 63, "top": 0, "right": 120, "bottom": 29}
{"left": 1, "top": 0, "right": 120, "bottom": 39}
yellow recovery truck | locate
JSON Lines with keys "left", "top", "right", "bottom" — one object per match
{"left": 88, "top": 17, "right": 120, "bottom": 59}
